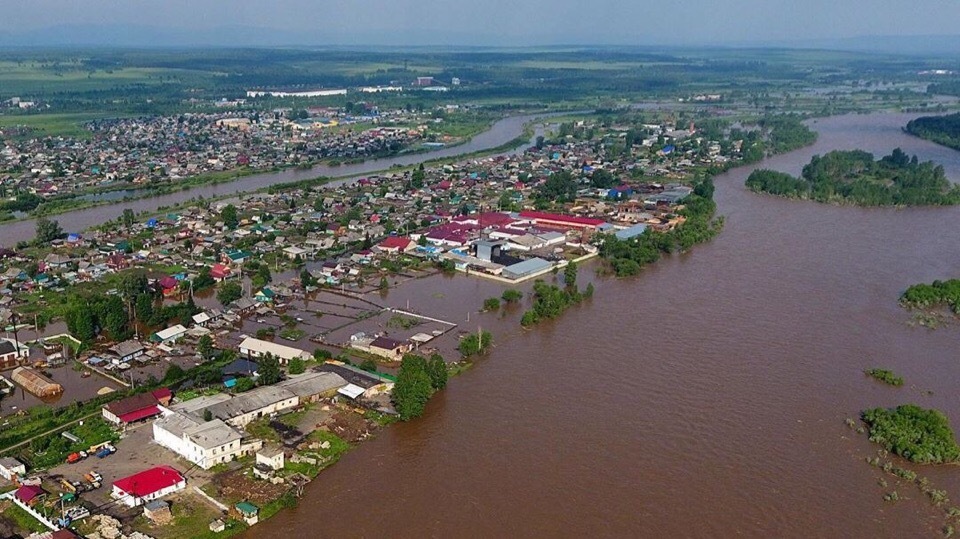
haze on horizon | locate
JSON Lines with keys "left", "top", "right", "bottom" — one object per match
{"left": 2, "top": 0, "right": 960, "bottom": 48}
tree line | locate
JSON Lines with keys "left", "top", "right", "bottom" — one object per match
{"left": 906, "top": 113, "right": 960, "bottom": 152}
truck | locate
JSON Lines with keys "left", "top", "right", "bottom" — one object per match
{"left": 66, "top": 453, "right": 82, "bottom": 464}
{"left": 95, "top": 445, "right": 115, "bottom": 459}
{"left": 84, "top": 471, "right": 102, "bottom": 483}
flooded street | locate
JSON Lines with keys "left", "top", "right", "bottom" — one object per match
{"left": 244, "top": 112, "right": 960, "bottom": 538}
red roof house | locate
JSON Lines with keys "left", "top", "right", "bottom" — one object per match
{"left": 112, "top": 466, "right": 186, "bottom": 507}
{"left": 15, "top": 484, "right": 46, "bottom": 505}
{"left": 376, "top": 236, "right": 414, "bottom": 254}
{"left": 158, "top": 276, "right": 179, "bottom": 295}
{"left": 101, "top": 390, "right": 170, "bottom": 425}
{"left": 210, "top": 263, "right": 231, "bottom": 281}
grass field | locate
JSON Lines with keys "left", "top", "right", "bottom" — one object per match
{"left": 0, "top": 60, "right": 217, "bottom": 95}
{"left": 0, "top": 112, "right": 126, "bottom": 138}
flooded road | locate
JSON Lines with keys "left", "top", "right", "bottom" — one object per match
{"left": 245, "top": 112, "right": 960, "bottom": 538}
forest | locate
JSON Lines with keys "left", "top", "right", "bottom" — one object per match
{"left": 905, "top": 113, "right": 960, "bottom": 151}
{"left": 745, "top": 148, "right": 960, "bottom": 206}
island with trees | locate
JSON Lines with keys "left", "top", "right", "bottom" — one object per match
{"left": 746, "top": 148, "right": 960, "bottom": 206}
{"left": 900, "top": 279, "right": 960, "bottom": 313}
{"left": 861, "top": 405, "right": 960, "bottom": 464}
{"left": 905, "top": 113, "right": 960, "bottom": 151}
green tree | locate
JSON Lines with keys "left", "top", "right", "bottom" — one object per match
{"left": 458, "top": 331, "right": 492, "bottom": 356}
{"left": 257, "top": 353, "right": 282, "bottom": 385}
{"left": 197, "top": 335, "right": 215, "bottom": 360}
{"left": 563, "top": 261, "right": 578, "bottom": 289}
{"left": 392, "top": 354, "right": 433, "bottom": 421}
{"left": 163, "top": 364, "right": 185, "bottom": 384}
{"left": 134, "top": 293, "right": 153, "bottom": 323}
{"left": 35, "top": 217, "right": 63, "bottom": 244}
{"left": 501, "top": 289, "right": 523, "bottom": 303}
{"left": 313, "top": 348, "right": 332, "bottom": 361}
{"left": 427, "top": 353, "right": 448, "bottom": 390}
{"left": 359, "top": 358, "right": 377, "bottom": 373}
{"left": 288, "top": 357, "right": 306, "bottom": 375}
{"left": 379, "top": 276, "right": 389, "bottom": 290}
{"left": 216, "top": 281, "right": 243, "bottom": 307}
{"left": 121, "top": 208, "right": 136, "bottom": 230}
{"left": 234, "top": 377, "right": 255, "bottom": 392}
{"left": 221, "top": 204, "right": 239, "bottom": 230}
{"left": 252, "top": 264, "right": 273, "bottom": 290}
{"left": 120, "top": 271, "right": 150, "bottom": 301}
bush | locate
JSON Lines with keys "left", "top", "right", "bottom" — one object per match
{"left": 288, "top": 358, "right": 306, "bottom": 375}
{"left": 865, "top": 368, "right": 904, "bottom": 387}
{"left": 501, "top": 289, "right": 523, "bottom": 303}
{"left": 482, "top": 297, "right": 500, "bottom": 311}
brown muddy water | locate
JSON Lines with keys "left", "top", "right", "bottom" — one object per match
{"left": 240, "top": 112, "right": 960, "bottom": 538}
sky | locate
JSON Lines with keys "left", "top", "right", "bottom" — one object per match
{"left": 2, "top": 0, "right": 960, "bottom": 47}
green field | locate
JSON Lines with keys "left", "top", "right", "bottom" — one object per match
{"left": 0, "top": 112, "right": 126, "bottom": 138}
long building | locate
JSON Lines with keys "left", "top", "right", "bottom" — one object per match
{"left": 518, "top": 210, "right": 606, "bottom": 231}
{"left": 238, "top": 337, "right": 311, "bottom": 366}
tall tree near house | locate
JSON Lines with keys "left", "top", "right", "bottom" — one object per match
{"left": 258, "top": 353, "right": 282, "bottom": 386}
{"left": 121, "top": 208, "right": 136, "bottom": 230}
{"left": 563, "top": 261, "right": 578, "bottom": 290}
{"left": 427, "top": 353, "right": 448, "bottom": 390}
{"left": 221, "top": 204, "right": 239, "bottom": 230}
{"left": 392, "top": 354, "right": 434, "bottom": 421}
{"left": 34, "top": 217, "right": 63, "bottom": 245}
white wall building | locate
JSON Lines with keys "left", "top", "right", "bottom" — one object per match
{"left": 153, "top": 411, "right": 245, "bottom": 470}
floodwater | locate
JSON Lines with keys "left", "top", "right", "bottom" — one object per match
{"left": 0, "top": 113, "right": 556, "bottom": 246}
{"left": 244, "top": 112, "right": 960, "bottom": 538}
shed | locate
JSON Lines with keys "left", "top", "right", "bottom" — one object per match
{"left": 143, "top": 499, "right": 173, "bottom": 524}
{"left": 502, "top": 258, "right": 552, "bottom": 281}
{"left": 0, "top": 457, "right": 25, "bottom": 481}
{"left": 235, "top": 501, "right": 259, "bottom": 525}
{"left": 11, "top": 367, "right": 63, "bottom": 397}
{"left": 255, "top": 446, "right": 285, "bottom": 471}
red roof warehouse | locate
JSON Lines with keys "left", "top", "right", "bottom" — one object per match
{"left": 112, "top": 466, "right": 186, "bottom": 507}
{"left": 102, "top": 389, "right": 171, "bottom": 425}
{"left": 518, "top": 210, "right": 606, "bottom": 230}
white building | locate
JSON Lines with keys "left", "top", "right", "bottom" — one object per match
{"left": 152, "top": 324, "right": 187, "bottom": 344}
{"left": 239, "top": 337, "right": 311, "bottom": 365}
{"left": 111, "top": 466, "right": 186, "bottom": 507}
{"left": 0, "top": 457, "right": 26, "bottom": 481}
{"left": 246, "top": 89, "right": 347, "bottom": 98}
{"left": 0, "top": 338, "right": 29, "bottom": 370}
{"left": 170, "top": 386, "right": 300, "bottom": 428}
{"left": 153, "top": 412, "right": 245, "bottom": 470}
